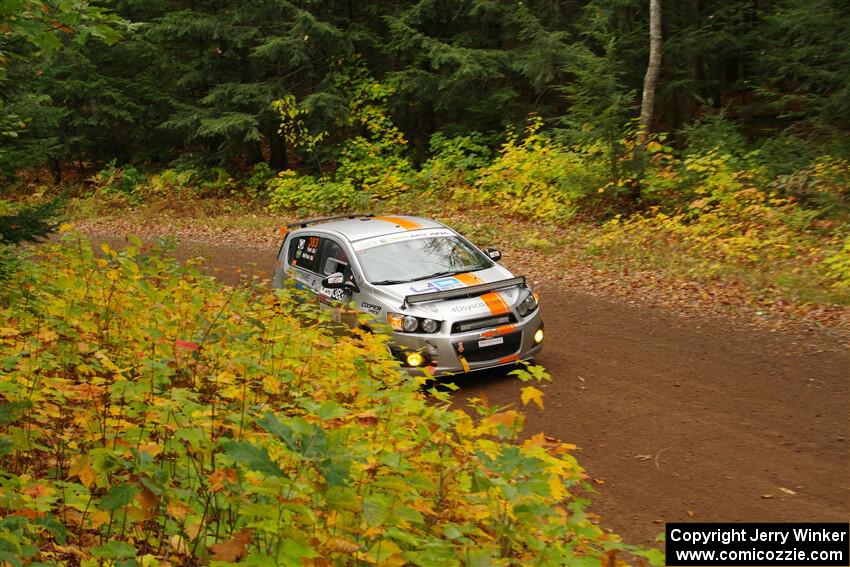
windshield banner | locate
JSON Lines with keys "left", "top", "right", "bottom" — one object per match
{"left": 352, "top": 228, "right": 454, "bottom": 251}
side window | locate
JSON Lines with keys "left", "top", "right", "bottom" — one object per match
{"left": 288, "top": 234, "right": 322, "bottom": 273}
{"left": 318, "top": 239, "right": 350, "bottom": 278}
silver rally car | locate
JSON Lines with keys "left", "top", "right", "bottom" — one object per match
{"left": 272, "top": 214, "right": 543, "bottom": 375}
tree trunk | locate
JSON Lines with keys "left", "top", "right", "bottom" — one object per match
{"left": 639, "top": 0, "right": 662, "bottom": 137}
{"left": 49, "top": 158, "right": 62, "bottom": 184}
{"left": 268, "top": 130, "right": 288, "bottom": 171}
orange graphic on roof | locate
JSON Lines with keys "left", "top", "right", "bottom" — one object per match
{"left": 372, "top": 216, "right": 423, "bottom": 230}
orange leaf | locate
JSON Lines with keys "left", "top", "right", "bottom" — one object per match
{"left": 326, "top": 537, "right": 361, "bottom": 553}
{"left": 137, "top": 486, "right": 159, "bottom": 520}
{"left": 166, "top": 499, "right": 191, "bottom": 521}
{"left": 485, "top": 410, "right": 519, "bottom": 429}
{"left": 210, "top": 529, "right": 251, "bottom": 562}
{"left": 209, "top": 468, "right": 237, "bottom": 492}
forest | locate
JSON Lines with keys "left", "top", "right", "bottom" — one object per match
{"left": 2, "top": 0, "right": 850, "bottom": 175}
{"left": 2, "top": 0, "right": 849, "bottom": 304}
{"left": 0, "top": 0, "right": 849, "bottom": 565}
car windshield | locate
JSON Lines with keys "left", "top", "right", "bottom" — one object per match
{"left": 356, "top": 236, "right": 492, "bottom": 284}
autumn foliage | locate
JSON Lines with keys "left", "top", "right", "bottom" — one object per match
{"left": 0, "top": 237, "right": 650, "bottom": 565}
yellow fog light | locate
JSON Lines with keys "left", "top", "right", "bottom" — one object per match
{"left": 533, "top": 328, "right": 544, "bottom": 344}
{"left": 406, "top": 352, "right": 425, "bottom": 367}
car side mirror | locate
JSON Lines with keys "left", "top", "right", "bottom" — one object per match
{"left": 484, "top": 247, "right": 502, "bottom": 261}
{"left": 322, "top": 272, "right": 358, "bottom": 292}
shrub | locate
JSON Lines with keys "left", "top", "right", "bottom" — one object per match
{"left": 472, "top": 118, "right": 608, "bottom": 222}
{"left": 0, "top": 236, "right": 650, "bottom": 565}
{"left": 824, "top": 235, "right": 850, "bottom": 290}
{"left": 415, "top": 133, "right": 492, "bottom": 197}
{"left": 88, "top": 161, "right": 146, "bottom": 205}
{"left": 591, "top": 149, "right": 850, "bottom": 303}
{"left": 266, "top": 171, "right": 367, "bottom": 214}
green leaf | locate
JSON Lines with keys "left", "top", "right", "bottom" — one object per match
{"left": 362, "top": 494, "right": 391, "bottom": 527}
{"left": 98, "top": 484, "right": 139, "bottom": 511}
{"left": 280, "top": 538, "right": 319, "bottom": 562}
{"left": 0, "top": 401, "right": 30, "bottom": 426}
{"left": 35, "top": 516, "right": 67, "bottom": 544}
{"left": 317, "top": 458, "right": 351, "bottom": 487}
{"left": 222, "top": 440, "right": 284, "bottom": 477}
{"left": 257, "top": 414, "right": 296, "bottom": 451}
{"left": 316, "top": 401, "right": 347, "bottom": 420}
{"left": 0, "top": 0, "right": 25, "bottom": 15}
{"left": 636, "top": 547, "right": 666, "bottom": 566}
{"left": 91, "top": 540, "right": 137, "bottom": 559}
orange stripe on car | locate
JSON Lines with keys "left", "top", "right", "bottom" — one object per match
{"left": 480, "top": 291, "right": 511, "bottom": 316}
{"left": 454, "top": 272, "right": 483, "bottom": 286}
{"left": 373, "top": 216, "right": 422, "bottom": 230}
{"left": 498, "top": 354, "right": 519, "bottom": 364}
{"left": 481, "top": 324, "right": 516, "bottom": 338}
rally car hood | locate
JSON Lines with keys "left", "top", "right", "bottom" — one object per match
{"left": 374, "top": 264, "right": 525, "bottom": 319}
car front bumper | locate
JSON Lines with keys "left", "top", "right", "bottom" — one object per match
{"left": 389, "top": 309, "right": 544, "bottom": 376}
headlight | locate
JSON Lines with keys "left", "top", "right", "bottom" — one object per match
{"left": 387, "top": 313, "right": 405, "bottom": 331}
{"left": 516, "top": 291, "right": 539, "bottom": 317}
{"left": 387, "top": 313, "right": 441, "bottom": 333}
{"left": 402, "top": 315, "right": 419, "bottom": 333}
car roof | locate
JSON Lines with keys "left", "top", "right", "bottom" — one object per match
{"left": 296, "top": 215, "right": 448, "bottom": 242}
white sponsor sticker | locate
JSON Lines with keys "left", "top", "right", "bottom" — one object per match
{"left": 478, "top": 337, "right": 504, "bottom": 348}
{"left": 352, "top": 228, "right": 455, "bottom": 251}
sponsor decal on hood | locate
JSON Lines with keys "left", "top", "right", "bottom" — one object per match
{"left": 383, "top": 268, "right": 521, "bottom": 318}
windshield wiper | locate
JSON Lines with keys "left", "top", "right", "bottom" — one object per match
{"left": 372, "top": 267, "right": 489, "bottom": 286}
{"left": 409, "top": 270, "right": 462, "bottom": 282}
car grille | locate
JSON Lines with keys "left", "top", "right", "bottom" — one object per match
{"left": 453, "top": 332, "right": 521, "bottom": 363}
{"left": 451, "top": 314, "right": 516, "bottom": 334}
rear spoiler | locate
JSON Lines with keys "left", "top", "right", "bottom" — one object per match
{"left": 402, "top": 276, "right": 526, "bottom": 309}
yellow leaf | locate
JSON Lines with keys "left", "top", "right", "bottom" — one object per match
{"left": 169, "top": 534, "right": 189, "bottom": 554}
{"left": 0, "top": 327, "right": 20, "bottom": 337}
{"left": 94, "top": 350, "right": 120, "bottom": 372}
{"left": 69, "top": 456, "right": 96, "bottom": 488}
{"left": 548, "top": 476, "right": 567, "bottom": 501}
{"left": 520, "top": 386, "right": 544, "bottom": 410}
{"left": 522, "top": 432, "right": 546, "bottom": 449}
{"left": 58, "top": 223, "right": 74, "bottom": 233}
{"left": 88, "top": 510, "right": 109, "bottom": 529}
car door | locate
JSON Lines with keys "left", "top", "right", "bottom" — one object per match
{"left": 279, "top": 232, "right": 363, "bottom": 325}
{"left": 315, "top": 236, "right": 361, "bottom": 325}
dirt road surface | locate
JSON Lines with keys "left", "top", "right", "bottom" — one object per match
{"left": 91, "top": 235, "right": 850, "bottom": 546}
